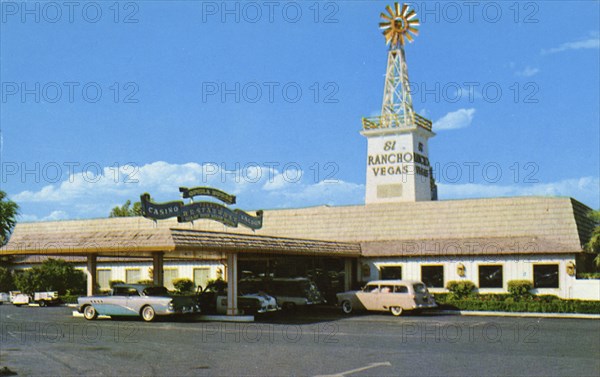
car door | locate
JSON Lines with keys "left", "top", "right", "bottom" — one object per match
{"left": 355, "top": 284, "right": 379, "bottom": 310}
{"left": 391, "top": 284, "right": 412, "bottom": 309}
{"left": 377, "top": 284, "right": 396, "bottom": 311}
{"left": 98, "top": 287, "right": 129, "bottom": 316}
{"left": 199, "top": 283, "right": 219, "bottom": 313}
{"left": 125, "top": 288, "right": 145, "bottom": 315}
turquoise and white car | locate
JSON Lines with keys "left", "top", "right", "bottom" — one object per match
{"left": 77, "top": 284, "right": 200, "bottom": 322}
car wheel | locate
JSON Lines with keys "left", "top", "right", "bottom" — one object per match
{"left": 341, "top": 300, "right": 353, "bottom": 314}
{"left": 83, "top": 305, "right": 98, "bottom": 320}
{"left": 141, "top": 306, "right": 156, "bottom": 322}
{"left": 39, "top": 301, "right": 47, "bottom": 307}
{"left": 390, "top": 306, "right": 403, "bottom": 316}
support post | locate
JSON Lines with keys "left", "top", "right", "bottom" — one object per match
{"left": 153, "top": 252, "right": 164, "bottom": 286}
{"left": 344, "top": 258, "right": 353, "bottom": 292}
{"left": 86, "top": 254, "right": 97, "bottom": 296}
{"left": 226, "top": 253, "right": 238, "bottom": 316}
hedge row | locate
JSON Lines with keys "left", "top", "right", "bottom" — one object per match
{"left": 435, "top": 294, "right": 600, "bottom": 314}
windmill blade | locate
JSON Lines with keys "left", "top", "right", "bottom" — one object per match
{"left": 409, "top": 19, "right": 420, "bottom": 27}
{"left": 380, "top": 12, "right": 392, "bottom": 21}
{"left": 401, "top": 3, "right": 408, "bottom": 16}
{"left": 386, "top": 5, "right": 394, "bottom": 17}
{"left": 379, "top": 22, "right": 391, "bottom": 29}
{"left": 406, "top": 9, "right": 417, "bottom": 20}
{"left": 406, "top": 33, "right": 414, "bottom": 43}
{"left": 408, "top": 26, "right": 419, "bottom": 35}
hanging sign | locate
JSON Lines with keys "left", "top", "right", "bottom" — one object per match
{"left": 140, "top": 191, "right": 263, "bottom": 230}
{"left": 179, "top": 186, "right": 236, "bottom": 205}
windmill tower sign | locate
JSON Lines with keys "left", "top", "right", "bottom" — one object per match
{"left": 361, "top": 2, "right": 437, "bottom": 204}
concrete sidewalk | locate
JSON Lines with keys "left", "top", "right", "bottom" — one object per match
{"left": 436, "top": 309, "right": 600, "bottom": 320}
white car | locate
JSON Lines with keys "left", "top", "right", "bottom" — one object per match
{"left": 0, "top": 292, "right": 9, "bottom": 304}
{"left": 12, "top": 293, "right": 31, "bottom": 307}
{"left": 337, "top": 280, "right": 437, "bottom": 316}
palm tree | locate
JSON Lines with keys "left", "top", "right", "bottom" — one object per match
{"left": 585, "top": 210, "right": 600, "bottom": 268}
{"left": 0, "top": 190, "right": 18, "bottom": 246}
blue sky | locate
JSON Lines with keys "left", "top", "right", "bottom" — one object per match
{"left": 1, "top": 0, "right": 598, "bottom": 222}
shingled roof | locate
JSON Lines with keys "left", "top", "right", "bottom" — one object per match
{"left": 0, "top": 228, "right": 361, "bottom": 258}
{"left": 1, "top": 197, "right": 593, "bottom": 258}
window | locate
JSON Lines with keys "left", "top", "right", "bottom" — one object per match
{"left": 380, "top": 266, "right": 402, "bottom": 280}
{"left": 380, "top": 285, "right": 393, "bottom": 293}
{"left": 533, "top": 264, "right": 559, "bottom": 288}
{"left": 413, "top": 283, "right": 427, "bottom": 294}
{"left": 363, "top": 284, "right": 378, "bottom": 293}
{"left": 164, "top": 269, "right": 179, "bottom": 290}
{"left": 393, "top": 285, "right": 408, "bottom": 293}
{"left": 193, "top": 268, "right": 211, "bottom": 290}
{"left": 478, "top": 265, "right": 503, "bottom": 288}
{"left": 97, "top": 269, "right": 111, "bottom": 290}
{"left": 125, "top": 269, "right": 141, "bottom": 284}
{"left": 113, "top": 287, "right": 128, "bottom": 296}
{"left": 421, "top": 265, "right": 444, "bottom": 288}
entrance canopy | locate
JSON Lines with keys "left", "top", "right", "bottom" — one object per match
{"left": 0, "top": 228, "right": 361, "bottom": 258}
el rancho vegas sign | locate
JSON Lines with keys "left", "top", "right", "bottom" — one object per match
{"left": 140, "top": 186, "right": 263, "bottom": 230}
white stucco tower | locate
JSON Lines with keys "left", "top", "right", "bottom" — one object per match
{"left": 361, "top": 3, "right": 436, "bottom": 204}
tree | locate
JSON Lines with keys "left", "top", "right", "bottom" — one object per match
{"left": 0, "top": 190, "right": 18, "bottom": 246}
{"left": 0, "top": 266, "right": 14, "bottom": 291}
{"left": 109, "top": 200, "right": 143, "bottom": 217}
{"left": 14, "top": 259, "right": 85, "bottom": 295}
{"left": 173, "top": 278, "right": 194, "bottom": 294}
{"left": 585, "top": 210, "right": 600, "bottom": 267}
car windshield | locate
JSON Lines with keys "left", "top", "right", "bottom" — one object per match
{"left": 413, "top": 283, "right": 427, "bottom": 294}
{"left": 143, "top": 287, "right": 170, "bottom": 297}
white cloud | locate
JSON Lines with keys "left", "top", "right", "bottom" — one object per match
{"left": 542, "top": 36, "right": 600, "bottom": 54}
{"left": 433, "top": 108, "right": 476, "bottom": 131}
{"left": 13, "top": 161, "right": 364, "bottom": 220}
{"left": 438, "top": 177, "right": 600, "bottom": 207}
{"left": 19, "top": 210, "right": 70, "bottom": 223}
{"left": 515, "top": 66, "right": 540, "bottom": 77}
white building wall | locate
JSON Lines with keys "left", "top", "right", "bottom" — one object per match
{"left": 15, "top": 261, "right": 225, "bottom": 291}
{"left": 361, "top": 254, "right": 586, "bottom": 299}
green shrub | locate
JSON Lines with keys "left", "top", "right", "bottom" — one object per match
{"left": 173, "top": 278, "right": 194, "bottom": 294}
{"left": 435, "top": 295, "right": 600, "bottom": 314}
{"left": 446, "top": 280, "right": 476, "bottom": 299}
{"left": 137, "top": 280, "right": 154, "bottom": 285}
{"left": 13, "top": 259, "right": 85, "bottom": 295}
{"left": 61, "top": 294, "right": 79, "bottom": 304}
{"left": 577, "top": 272, "right": 600, "bottom": 279}
{"left": 109, "top": 280, "right": 125, "bottom": 287}
{"left": 507, "top": 280, "right": 533, "bottom": 299}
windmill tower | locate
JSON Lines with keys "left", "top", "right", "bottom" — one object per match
{"left": 361, "top": 2, "right": 437, "bottom": 204}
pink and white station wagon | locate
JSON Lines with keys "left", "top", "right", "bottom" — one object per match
{"left": 336, "top": 280, "right": 437, "bottom": 316}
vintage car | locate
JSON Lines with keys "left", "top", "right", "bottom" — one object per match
{"left": 77, "top": 284, "right": 200, "bottom": 322}
{"left": 197, "top": 280, "right": 279, "bottom": 315}
{"left": 336, "top": 280, "right": 437, "bottom": 316}
{"left": 239, "top": 277, "right": 325, "bottom": 310}
{"left": 11, "top": 292, "right": 31, "bottom": 307}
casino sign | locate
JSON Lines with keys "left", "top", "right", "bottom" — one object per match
{"left": 140, "top": 187, "right": 263, "bottom": 230}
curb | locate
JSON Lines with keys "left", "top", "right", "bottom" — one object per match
{"left": 71, "top": 311, "right": 255, "bottom": 322}
{"left": 437, "top": 310, "right": 600, "bottom": 320}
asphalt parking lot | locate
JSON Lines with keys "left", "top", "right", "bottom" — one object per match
{"left": 1, "top": 304, "right": 599, "bottom": 376}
